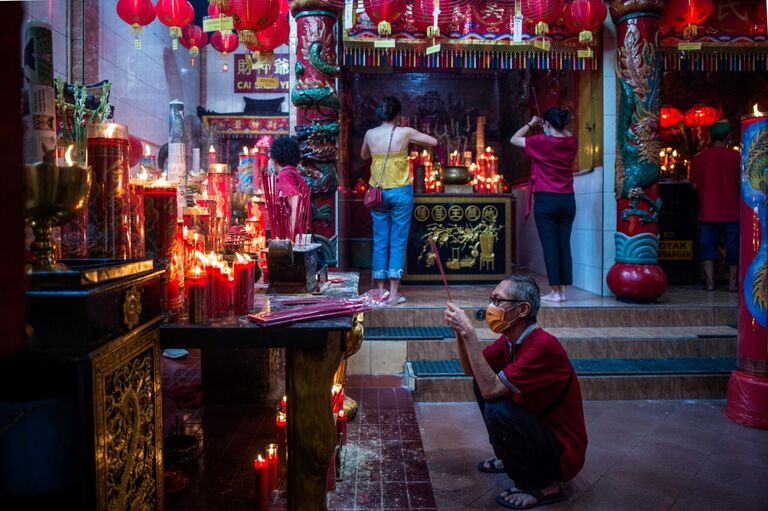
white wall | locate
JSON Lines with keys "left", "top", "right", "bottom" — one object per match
{"left": 601, "top": 16, "right": 618, "bottom": 296}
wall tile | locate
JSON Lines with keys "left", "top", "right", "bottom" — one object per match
{"left": 572, "top": 228, "right": 603, "bottom": 268}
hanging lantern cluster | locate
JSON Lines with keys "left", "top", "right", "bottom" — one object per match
{"left": 662, "top": 0, "right": 714, "bottom": 38}
{"left": 155, "top": 0, "right": 194, "bottom": 50}
{"left": 563, "top": 0, "right": 607, "bottom": 44}
{"left": 180, "top": 25, "right": 208, "bottom": 66}
{"left": 211, "top": 30, "right": 240, "bottom": 72}
{"left": 364, "top": 0, "right": 408, "bottom": 37}
{"left": 244, "top": 14, "right": 290, "bottom": 68}
{"left": 116, "top": 0, "right": 156, "bottom": 49}
{"left": 660, "top": 106, "right": 684, "bottom": 129}
{"left": 683, "top": 104, "right": 721, "bottom": 128}
{"left": 520, "top": 0, "right": 563, "bottom": 36}
{"left": 228, "top": 0, "right": 281, "bottom": 45}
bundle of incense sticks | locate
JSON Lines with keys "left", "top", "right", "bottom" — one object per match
{"left": 248, "top": 299, "right": 373, "bottom": 327}
{"left": 531, "top": 87, "right": 541, "bottom": 118}
{"left": 428, "top": 236, "right": 452, "bottom": 301}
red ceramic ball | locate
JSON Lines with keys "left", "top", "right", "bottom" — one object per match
{"left": 606, "top": 263, "right": 668, "bottom": 303}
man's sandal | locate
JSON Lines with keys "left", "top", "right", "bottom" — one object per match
{"left": 477, "top": 457, "right": 505, "bottom": 473}
{"left": 495, "top": 488, "right": 563, "bottom": 509}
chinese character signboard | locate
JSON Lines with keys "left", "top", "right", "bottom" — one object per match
{"left": 404, "top": 196, "right": 514, "bottom": 283}
{"left": 234, "top": 52, "right": 290, "bottom": 94}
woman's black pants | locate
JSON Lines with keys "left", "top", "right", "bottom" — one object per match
{"left": 474, "top": 381, "right": 563, "bottom": 491}
{"left": 534, "top": 192, "right": 576, "bottom": 286}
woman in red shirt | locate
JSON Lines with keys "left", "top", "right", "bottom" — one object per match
{"left": 511, "top": 108, "right": 578, "bottom": 302}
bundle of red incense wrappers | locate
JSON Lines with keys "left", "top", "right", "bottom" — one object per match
{"left": 248, "top": 290, "right": 389, "bottom": 327}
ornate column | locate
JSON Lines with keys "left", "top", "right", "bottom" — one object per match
{"left": 725, "top": 112, "right": 768, "bottom": 430}
{"left": 606, "top": 0, "right": 668, "bottom": 302}
{"left": 290, "top": 0, "right": 341, "bottom": 265}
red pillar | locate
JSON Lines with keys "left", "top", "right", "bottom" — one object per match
{"left": 725, "top": 112, "right": 768, "bottom": 430}
{"left": 606, "top": 0, "right": 668, "bottom": 302}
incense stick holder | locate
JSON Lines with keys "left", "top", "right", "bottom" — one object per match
{"left": 266, "top": 239, "right": 321, "bottom": 294}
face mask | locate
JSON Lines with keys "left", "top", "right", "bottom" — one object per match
{"left": 486, "top": 304, "right": 511, "bottom": 333}
{"left": 543, "top": 126, "right": 551, "bottom": 137}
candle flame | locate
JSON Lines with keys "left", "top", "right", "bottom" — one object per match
{"left": 183, "top": 225, "right": 188, "bottom": 238}
{"left": 209, "top": 144, "right": 216, "bottom": 153}
{"left": 144, "top": 144, "right": 151, "bottom": 157}
{"left": 106, "top": 124, "right": 117, "bottom": 138}
{"left": 338, "top": 410, "right": 345, "bottom": 418}
{"left": 195, "top": 251, "right": 208, "bottom": 265}
{"left": 256, "top": 454, "right": 265, "bottom": 463}
{"left": 486, "top": 146, "right": 492, "bottom": 152}
{"left": 754, "top": 104, "right": 764, "bottom": 117}
{"left": 138, "top": 169, "right": 148, "bottom": 181}
{"left": 243, "top": 146, "right": 249, "bottom": 156}
{"left": 267, "top": 444, "right": 277, "bottom": 455}
{"left": 236, "top": 252, "right": 246, "bottom": 263}
{"left": 202, "top": 190, "right": 208, "bottom": 199}
{"left": 277, "top": 411, "right": 286, "bottom": 422}
{"left": 64, "top": 144, "right": 74, "bottom": 166}
{"left": 193, "top": 266, "right": 202, "bottom": 277}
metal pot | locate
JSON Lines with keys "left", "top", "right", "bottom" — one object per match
{"left": 442, "top": 166, "right": 470, "bottom": 185}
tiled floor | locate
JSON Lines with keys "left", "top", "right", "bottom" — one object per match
{"left": 416, "top": 400, "right": 768, "bottom": 511}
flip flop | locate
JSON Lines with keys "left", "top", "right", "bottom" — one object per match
{"left": 495, "top": 489, "right": 563, "bottom": 509}
{"left": 477, "top": 457, "right": 505, "bottom": 473}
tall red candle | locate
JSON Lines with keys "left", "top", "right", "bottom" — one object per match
{"left": 86, "top": 122, "right": 131, "bottom": 259}
{"left": 205, "top": 260, "right": 221, "bottom": 321}
{"left": 233, "top": 253, "right": 254, "bottom": 315}
{"left": 253, "top": 454, "right": 269, "bottom": 510}
{"left": 280, "top": 395, "right": 287, "bottom": 413}
{"left": 186, "top": 266, "right": 208, "bottom": 324}
{"left": 128, "top": 181, "right": 146, "bottom": 258}
{"left": 266, "top": 443, "right": 278, "bottom": 492}
{"left": 276, "top": 411, "right": 287, "bottom": 448}
{"left": 144, "top": 180, "right": 180, "bottom": 314}
{"left": 336, "top": 409, "right": 348, "bottom": 445}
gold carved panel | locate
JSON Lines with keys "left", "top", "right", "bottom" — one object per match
{"left": 92, "top": 327, "right": 164, "bottom": 511}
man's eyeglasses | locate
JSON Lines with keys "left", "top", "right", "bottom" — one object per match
{"left": 488, "top": 297, "right": 525, "bottom": 308}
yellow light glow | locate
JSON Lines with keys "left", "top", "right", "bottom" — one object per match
{"left": 754, "top": 104, "right": 763, "bottom": 117}
{"left": 64, "top": 144, "right": 74, "bottom": 166}
{"left": 144, "top": 144, "right": 151, "bottom": 157}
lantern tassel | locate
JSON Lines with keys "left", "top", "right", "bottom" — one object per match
{"left": 239, "top": 29, "right": 257, "bottom": 46}
{"left": 579, "top": 30, "right": 593, "bottom": 44}
{"left": 377, "top": 21, "right": 392, "bottom": 37}
{"left": 535, "top": 22, "right": 549, "bottom": 36}
{"left": 427, "top": 26, "right": 440, "bottom": 38}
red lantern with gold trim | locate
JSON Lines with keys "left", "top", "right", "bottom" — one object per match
{"left": 564, "top": 0, "right": 607, "bottom": 43}
{"left": 364, "top": 0, "right": 407, "bottom": 37}
{"left": 662, "top": 0, "right": 713, "bottom": 36}
{"left": 117, "top": 0, "right": 156, "bottom": 49}
{"left": 211, "top": 30, "right": 240, "bottom": 72}
{"left": 660, "top": 106, "right": 684, "bottom": 129}
{"left": 521, "top": 0, "right": 563, "bottom": 36}
{"left": 155, "top": 0, "right": 194, "bottom": 49}
{"left": 228, "top": 0, "right": 281, "bottom": 45}
{"left": 180, "top": 25, "right": 208, "bottom": 67}
{"left": 683, "top": 104, "right": 720, "bottom": 128}
{"left": 248, "top": 15, "right": 290, "bottom": 53}
{"left": 411, "top": 0, "right": 469, "bottom": 36}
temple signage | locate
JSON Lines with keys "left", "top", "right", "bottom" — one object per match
{"left": 659, "top": 240, "right": 693, "bottom": 261}
{"left": 234, "top": 52, "right": 290, "bottom": 93}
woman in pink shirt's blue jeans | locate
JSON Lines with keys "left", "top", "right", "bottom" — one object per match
{"left": 511, "top": 108, "right": 578, "bottom": 303}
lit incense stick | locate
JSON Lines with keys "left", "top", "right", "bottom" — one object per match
{"left": 531, "top": 87, "right": 541, "bottom": 118}
{"left": 428, "top": 236, "right": 452, "bottom": 302}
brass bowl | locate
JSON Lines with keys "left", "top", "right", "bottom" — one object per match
{"left": 25, "top": 161, "right": 92, "bottom": 271}
{"left": 442, "top": 166, "right": 471, "bottom": 185}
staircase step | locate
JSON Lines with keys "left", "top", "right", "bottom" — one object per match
{"left": 406, "top": 357, "right": 735, "bottom": 401}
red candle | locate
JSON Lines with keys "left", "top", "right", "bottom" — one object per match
{"left": 186, "top": 266, "right": 208, "bottom": 324}
{"left": 205, "top": 258, "right": 221, "bottom": 321}
{"left": 216, "top": 264, "right": 231, "bottom": 316}
{"left": 336, "top": 409, "right": 348, "bottom": 445}
{"left": 280, "top": 395, "right": 287, "bottom": 413}
{"left": 128, "top": 181, "right": 145, "bottom": 258}
{"left": 233, "top": 253, "right": 254, "bottom": 315}
{"left": 266, "top": 443, "right": 278, "bottom": 492}
{"left": 276, "top": 411, "right": 287, "bottom": 448}
{"left": 253, "top": 454, "right": 269, "bottom": 509}
{"left": 144, "top": 180, "right": 180, "bottom": 314}
{"left": 208, "top": 144, "right": 217, "bottom": 164}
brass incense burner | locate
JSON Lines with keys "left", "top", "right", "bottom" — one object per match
{"left": 25, "top": 159, "right": 92, "bottom": 271}
{"left": 442, "top": 166, "right": 471, "bottom": 185}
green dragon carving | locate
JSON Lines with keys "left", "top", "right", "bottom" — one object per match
{"left": 291, "top": 82, "right": 340, "bottom": 113}
{"left": 615, "top": 24, "right": 662, "bottom": 225}
{"left": 310, "top": 41, "right": 340, "bottom": 77}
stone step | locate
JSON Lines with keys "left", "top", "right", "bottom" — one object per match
{"left": 365, "top": 305, "right": 737, "bottom": 328}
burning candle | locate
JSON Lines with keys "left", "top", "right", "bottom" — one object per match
{"left": 186, "top": 266, "right": 208, "bottom": 324}
{"left": 336, "top": 409, "right": 348, "bottom": 445}
{"left": 145, "top": 177, "right": 180, "bottom": 314}
{"left": 128, "top": 180, "right": 146, "bottom": 258}
{"left": 280, "top": 395, "right": 287, "bottom": 413}
{"left": 233, "top": 253, "right": 254, "bottom": 315}
{"left": 276, "top": 411, "right": 287, "bottom": 447}
{"left": 266, "top": 443, "right": 278, "bottom": 492}
{"left": 331, "top": 383, "right": 343, "bottom": 414}
{"left": 208, "top": 144, "right": 217, "bottom": 164}
{"left": 253, "top": 454, "right": 269, "bottom": 510}
{"left": 202, "top": 253, "right": 222, "bottom": 321}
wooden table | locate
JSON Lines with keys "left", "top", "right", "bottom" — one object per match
{"left": 160, "top": 272, "right": 362, "bottom": 511}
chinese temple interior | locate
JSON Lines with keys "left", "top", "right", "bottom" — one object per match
{"left": 2, "top": 1, "right": 768, "bottom": 510}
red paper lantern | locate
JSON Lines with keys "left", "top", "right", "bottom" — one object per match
{"left": 662, "top": 0, "right": 713, "bottom": 33}
{"left": 660, "top": 106, "right": 683, "bottom": 129}
{"left": 228, "top": 0, "right": 281, "bottom": 45}
{"left": 564, "top": 0, "right": 606, "bottom": 43}
{"left": 411, "top": 0, "right": 469, "bottom": 36}
{"left": 155, "top": 0, "right": 194, "bottom": 48}
{"left": 683, "top": 104, "right": 720, "bottom": 128}
{"left": 180, "top": 25, "right": 208, "bottom": 66}
{"left": 521, "top": 0, "right": 563, "bottom": 35}
{"left": 211, "top": 30, "right": 240, "bottom": 71}
{"left": 116, "top": 0, "right": 156, "bottom": 49}
{"left": 208, "top": 2, "right": 221, "bottom": 17}
{"left": 250, "top": 15, "right": 290, "bottom": 53}
{"left": 364, "top": 0, "right": 407, "bottom": 36}
{"left": 279, "top": 0, "right": 289, "bottom": 17}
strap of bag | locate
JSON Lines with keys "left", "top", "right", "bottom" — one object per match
{"left": 537, "top": 365, "right": 574, "bottom": 420}
{"left": 374, "top": 126, "right": 397, "bottom": 188}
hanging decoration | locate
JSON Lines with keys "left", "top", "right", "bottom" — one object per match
{"left": 564, "top": 0, "right": 606, "bottom": 45}
{"left": 662, "top": 0, "right": 714, "bottom": 38}
{"left": 211, "top": 29, "right": 240, "bottom": 72}
{"left": 520, "top": 0, "right": 563, "bottom": 36}
{"left": 660, "top": 106, "right": 683, "bottom": 129}
{"left": 228, "top": 0, "right": 281, "bottom": 45}
{"left": 116, "top": 0, "right": 156, "bottom": 49}
{"left": 243, "top": 15, "right": 290, "bottom": 69}
{"left": 364, "top": 0, "right": 407, "bottom": 37}
{"left": 411, "top": 0, "right": 469, "bottom": 36}
{"left": 180, "top": 24, "right": 208, "bottom": 66}
{"left": 683, "top": 104, "right": 720, "bottom": 128}
{"left": 155, "top": 0, "right": 195, "bottom": 49}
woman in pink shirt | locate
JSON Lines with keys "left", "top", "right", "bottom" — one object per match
{"left": 511, "top": 108, "right": 578, "bottom": 302}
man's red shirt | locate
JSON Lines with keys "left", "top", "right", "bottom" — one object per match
{"left": 690, "top": 146, "right": 741, "bottom": 222}
{"left": 483, "top": 327, "right": 588, "bottom": 481}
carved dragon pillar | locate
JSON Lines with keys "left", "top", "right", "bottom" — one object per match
{"left": 290, "top": 0, "right": 341, "bottom": 266}
{"left": 606, "top": 0, "right": 668, "bottom": 302}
